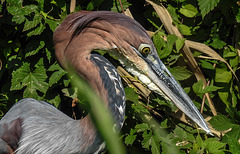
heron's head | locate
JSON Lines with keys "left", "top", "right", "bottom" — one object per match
{"left": 54, "top": 11, "right": 211, "bottom": 134}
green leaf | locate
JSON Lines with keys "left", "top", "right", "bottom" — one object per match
{"left": 192, "top": 79, "right": 204, "bottom": 94}
{"left": 165, "top": 35, "right": 178, "bottom": 56}
{"left": 180, "top": 4, "right": 198, "bottom": 18}
{"left": 218, "top": 91, "right": 229, "bottom": 105}
{"left": 135, "top": 123, "right": 149, "bottom": 132}
{"left": 168, "top": 66, "right": 192, "bottom": 81}
{"left": 150, "top": 136, "right": 161, "bottom": 154}
{"left": 125, "top": 87, "right": 139, "bottom": 103}
{"left": 61, "top": 87, "right": 78, "bottom": 99}
{"left": 167, "top": 4, "right": 181, "bottom": 23}
{"left": 210, "top": 38, "right": 226, "bottom": 49}
{"left": 11, "top": 63, "right": 48, "bottom": 98}
{"left": 203, "top": 85, "right": 222, "bottom": 93}
{"left": 198, "top": 0, "right": 220, "bottom": 17}
{"left": 23, "top": 15, "right": 42, "bottom": 32}
{"left": 45, "top": 18, "right": 60, "bottom": 32}
{"left": 215, "top": 68, "right": 232, "bottom": 83}
{"left": 27, "top": 23, "right": 45, "bottom": 36}
{"left": 142, "top": 130, "right": 152, "bottom": 149}
{"left": 25, "top": 40, "right": 45, "bottom": 57}
{"left": 177, "top": 24, "right": 191, "bottom": 35}
{"left": 196, "top": 134, "right": 203, "bottom": 148}
{"left": 48, "top": 94, "right": 61, "bottom": 108}
{"left": 125, "top": 129, "right": 137, "bottom": 145}
{"left": 6, "top": 0, "right": 23, "bottom": 7}
{"left": 48, "top": 69, "right": 66, "bottom": 87}
{"left": 200, "top": 60, "right": 215, "bottom": 70}
{"left": 12, "top": 14, "right": 26, "bottom": 24}
{"left": 209, "top": 115, "right": 237, "bottom": 131}
{"left": 203, "top": 138, "right": 226, "bottom": 153}
{"left": 222, "top": 126, "right": 240, "bottom": 153}
{"left": 175, "top": 38, "right": 185, "bottom": 52}
{"left": 111, "top": 0, "right": 131, "bottom": 12}
{"left": 223, "top": 52, "right": 237, "bottom": 58}
{"left": 23, "top": 5, "right": 38, "bottom": 15}
{"left": 86, "top": 1, "right": 94, "bottom": 11}
{"left": 35, "top": 0, "right": 44, "bottom": 10}
{"left": 153, "top": 32, "right": 167, "bottom": 58}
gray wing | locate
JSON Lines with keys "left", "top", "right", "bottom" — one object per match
{"left": 0, "top": 98, "right": 72, "bottom": 153}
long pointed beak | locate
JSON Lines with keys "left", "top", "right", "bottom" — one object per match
{"left": 143, "top": 53, "right": 212, "bottom": 135}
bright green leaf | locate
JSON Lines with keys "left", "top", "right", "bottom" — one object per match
{"left": 180, "top": 4, "right": 198, "bottom": 18}
{"left": 215, "top": 68, "right": 232, "bottom": 83}
{"left": 178, "top": 24, "right": 191, "bottom": 35}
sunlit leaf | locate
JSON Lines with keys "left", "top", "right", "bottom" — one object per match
{"left": 180, "top": 4, "right": 198, "bottom": 18}
{"left": 177, "top": 24, "right": 191, "bottom": 35}
{"left": 215, "top": 68, "right": 232, "bottom": 83}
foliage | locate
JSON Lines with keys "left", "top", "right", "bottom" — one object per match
{"left": 0, "top": 0, "right": 240, "bottom": 153}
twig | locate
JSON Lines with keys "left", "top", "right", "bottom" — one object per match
{"left": 118, "top": 0, "right": 125, "bottom": 14}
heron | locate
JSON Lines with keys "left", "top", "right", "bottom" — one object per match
{"left": 0, "top": 11, "right": 212, "bottom": 153}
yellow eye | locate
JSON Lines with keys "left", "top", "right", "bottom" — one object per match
{"left": 138, "top": 44, "right": 152, "bottom": 56}
{"left": 141, "top": 47, "right": 150, "bottom": 55}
